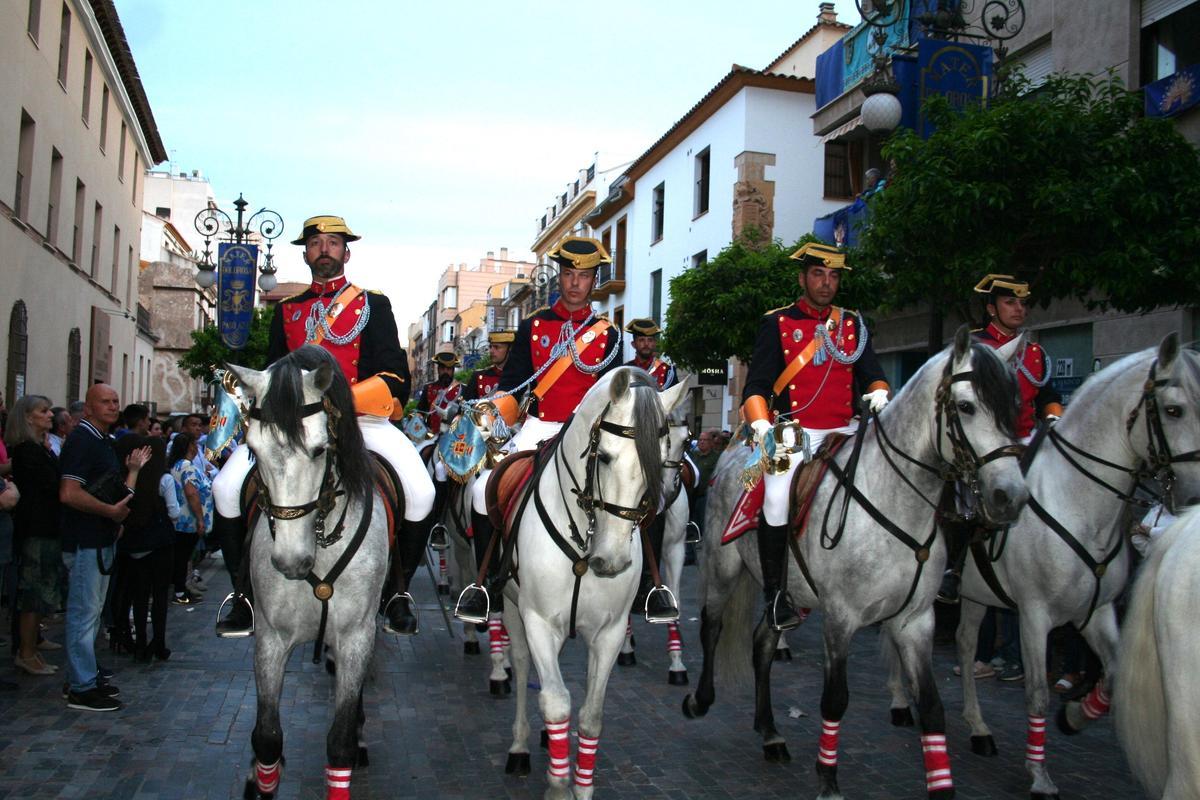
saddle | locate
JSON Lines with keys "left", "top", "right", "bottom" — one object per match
{"left": 484, "top": 436, "right": 560, "bottom": 538}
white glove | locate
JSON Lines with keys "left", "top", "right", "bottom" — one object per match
{"left": 750, "top": 419, "right": 772, "bottom": 445}
{"left": 862, "top": 388, "right": 890, "bottom": 413}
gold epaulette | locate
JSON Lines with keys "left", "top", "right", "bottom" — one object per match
{"left": 280, "top": 291, "right": 306, "bottom": 304}
{"left": 530, "top": 304, "right": 550, "bottom": 316}
{"left": 765, "top": 303, "right": 793, "bottom": 316}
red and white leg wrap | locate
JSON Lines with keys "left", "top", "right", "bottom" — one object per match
{"left": 817, "top": 719, "right": 840, "bottom": 767}
{"left": 667, "top": 622, "right": 682, "bottom": 653}
{"left": 489, "top": 617, "right": 504, "bottom": 656}
{"left": 325, "top": 765, "right": 351, "bottom": 800}
{"left": 1025, "top": 715, "right": 1046, "bottom": 763}
{"left": 500, "top": 622, "right": 510, "bottom": 649}
{"left": 546, "top": 718, "right": 571, "bottom": 781}
{"left": 1081, "top": 682, "right": 1111, "bottom": 721}
{"left": 438, "top": 552, "right": 448, "bottom": 582}
{"left": 625, "top": 616, "right": 633, "bottom": 639}
{"left": 255, "top": 760, "right": 280, "bottom": 795}
{"left": 574, "top": 733, "right": 599, "bottom": 789}
{"left": 921, "top": 733, "right": 954, "bottom": 793}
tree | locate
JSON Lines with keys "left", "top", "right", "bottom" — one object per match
{"left": 178, "top": 307, "right": 273, "bottom": 382}
{"left": 856, "top": 72, "right": 1200, "bottom": 353}
{"left": 661, "top": 229, "right": 885, "bottom": 370}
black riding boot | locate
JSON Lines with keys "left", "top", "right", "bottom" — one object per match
{"left": 937, "top": 519, "right": 972, "bottom": 604}
{"left": 455, "top": 511, "right": 501, "bottom": 624}
{"left": 757, "top": 519, "right": 802, "bottom": 631}
{"left": 383, "top": 511, "right": 435, "bottom": 635}
{"left": 634, "top": 516, "right": 679, "bottom": 623}
{"left": 214, "top": 513, "right": 255, "bottom": 639}
{"left": 428, "top": 480, "right": 450, "bottom": 551}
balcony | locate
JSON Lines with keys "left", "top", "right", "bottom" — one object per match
{"left": 592, "top": 262, "right": 625, "bottom": 299}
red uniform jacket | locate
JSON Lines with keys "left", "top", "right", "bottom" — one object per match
{"left": 463, "top": 365, "right": 502, "bottom": 401}
{"left": 625, "top": 357, "right": 675, "bottom": 389}
{"left": 416, "top": 381, "right": 461, "bottom": 436}
{"left": 975, "top": 322, "right": 1062, "bottom": 438}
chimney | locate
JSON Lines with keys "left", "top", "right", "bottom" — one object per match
{"left": 487, "top": 250, "right": 494, "bottom": 260}
{"left": 500, "top": 247, "right": 508, "bottom": 261}
{"left": 818, "top": 2, "right": 837, "bottom": 25}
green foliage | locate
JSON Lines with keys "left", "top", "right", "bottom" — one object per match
{"left": 661, "top": 233, "right": 885, "bottom": 369}
{"left": 177, "top": 307, "right": 273, "bottom": 382}
{"left": 856, "top": 72, "right": 1200, "bottom": 320}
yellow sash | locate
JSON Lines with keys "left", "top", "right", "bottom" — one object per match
{"left": 533, "top": 320, "right": 612, "bottom": 400}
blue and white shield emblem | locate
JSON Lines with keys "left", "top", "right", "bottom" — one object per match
{"left": 437, "top": 414, "right": 488, "bottom": 481}
{"left": 206, "top": 381, "right": 245, "bottom": 462}
{"left": 401, "top": 412, "right": 429, "bottom": 443}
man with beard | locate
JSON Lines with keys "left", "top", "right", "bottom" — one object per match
{"left": 211, "top": 215, "right": 435, "bottom": 637}
{"left": 623, "top": 318, "right": 676, "bottom": 389}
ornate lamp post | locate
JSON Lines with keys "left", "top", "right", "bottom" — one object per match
{"left": 192, "top": 194, "right": 284, "bottom": 349}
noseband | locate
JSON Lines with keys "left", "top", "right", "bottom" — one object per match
{"left": 934, "top": 367, "right": 1025, "bottom": 504}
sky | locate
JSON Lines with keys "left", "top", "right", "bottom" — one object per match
{"left": 112, "top": 0, "right": 859, "bottom": 336}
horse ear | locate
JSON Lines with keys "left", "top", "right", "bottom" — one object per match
{"left": 994, "top": 332, "right": 1024, "bottom": 365}
{"left": 660, "top": 380, "right": 689, "bottom": 414}
{"left": 609, "top": 367, "right": 632, "bottom": 402}
{"left": 1158, "top": 331, "right": 1180, "bottom": 372}
{"left": 952, "top": 324, "right": 973, "bottom": 370}
{"left": 226, "top": 364, "right": 268, "bottom": 403}
{"left": 306, "top": 363, "right": 335, "bottom": 394}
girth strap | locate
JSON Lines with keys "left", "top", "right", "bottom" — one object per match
{"left": 1027, "top": 495, "right": 1123, "bottom": 630}
{"left": 304, "top": 497, "right": 374, "bottom": 663}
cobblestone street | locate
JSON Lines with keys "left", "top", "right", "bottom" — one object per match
{"left": 0, "top": 555, "right": 1145, "bottom": 799}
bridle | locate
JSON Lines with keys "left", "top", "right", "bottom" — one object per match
{"left": 660, "top": 419, "right": 692, "bottom": 509}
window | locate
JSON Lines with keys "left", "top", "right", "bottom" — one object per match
{"left": 824, "top": 141, "right": 854, "bottom": 198}
{"left": 1141, "top": 2, "right": 1200, "bottom": 84}
{"left": 27, "top": 0, "right": 41, "bottom": 43}
{"left": 72, "top": 179, "right": 85, "bottom": 263}
{"left": 650, "top": 269, "right": 663, "bottom": 325}
{"left": 91, "top": 201, "right": 102, "bottom": 277}
{"left": 57, "top": 4, "right": 70, "bottom": 87}
{"left": 7, "top": 301, "right": 29, "bottom": 403}
{"left": 15, "top": 110, "right": 35, "bottom": 220}
{"left": 615, "top": 216, "right": 627, "bottom": 280}
{"left": 111, "top": 225, "right": 120, "bottom": 293}
{"left": 651, "top": 183, "right": 665, "bottom": 242}
{"left": 441, "top": 321, "right": 456, "bottom": 342}
{"left": 691, "top": 250, "right": 708, "bottom": 269}
{"left": 99, "top": 84, "right": 109, "bottom": 151}
{"left": 694, "top": 147, "right": 711, "bottom": 217}
{"left": 47, "top": 147, "right": 63, "bottom": 245}
{"left": 441, "top": 285, "right": 457, "bottom": 309}
{"left": 81, "top": 50, "right": 92, "bottom": 122}
{"left": 118, "top": 122, "right": 127, "bottom": 180}
{"left": 131, "top": 152, "right": 139, "bottom": 204}
{"left": 126, "top": 244, "right": 134, "bottom": 304}
{"left": 154, "top": 206, "right": 171, "bottom": 219}
{"left": 66, "top": 328, "right": 81, "bottom": 405}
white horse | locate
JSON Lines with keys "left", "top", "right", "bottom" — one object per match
{"left": 936, "top": 333, "right": 1200, "bottom": 799}
{"left": 1116, "top": 505, "right": 1200, "bottom": 799}
{"left": 685, "top": 328, "right": 1028, "bottom": 799}
{"left": 618, "top": 402, "right": 694, "bottom": 684}
{"left": 501, "top": 368, "right": 689, "bottom": 799}
{"left": 231, "top": 346, "right": 390, "bottom": 800}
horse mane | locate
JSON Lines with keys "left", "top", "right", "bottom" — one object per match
{"left": 259, "top": 345, "right": 374, "bottom": 505}
{"left": 967, "top": 342, "right": 1019, "bottom": 440}
{"left": 607, "top": 367, "right": 666, "bottom": 511}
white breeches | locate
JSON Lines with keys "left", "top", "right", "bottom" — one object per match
{"left": 212, "top": 414, "right": 436, "bottom": 522}
{"left": 471, "top": 417, "right": 563, "bottom": 515}
{"left": 762, "top": 423, "right": 858, "bottom": 527}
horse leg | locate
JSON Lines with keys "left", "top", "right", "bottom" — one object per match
{"left": 890, "top": 611, "right": 956, "bottom": 800}
{"left": 682, "top": 603, "right": 722, "bottom": 718}
{"left": 752, "top": 616, "right": 789, "bottom": 763}
{"left": 488, "top": 612, "right": 512, "bottom": 696}
{"left": 666, "top": 622, "right": 687, "bottom": 685}
{"left": 325, "top": 628, "right": 372, "bottom": 800}
{"left": 355, "top": 691, "right": 368, "bottom": 767}
{"left": 1059, "top": 605, "right": 1118, "bottom": 736}
{"left": 456, "top": 535, "right": 481, "bottom": 654}
{"left": 504, "top": 599, "right": 533, "bottom": 776}
{"left": 1015, "top": 609, "right": 1059, "bottom": 800}
{"left": 663, "top": 499, "right": 688, "bottom": 685}
{"left": 526, "top": 615, "right": 573, "bottom": 799}
{"left": 571, "top": 620, "right": 627, "bottom": 800}
{"left": 883, "top": 629, "right": 914, "bottom": 728}
{"left": 437, "top": 549, "right": 450, "bottom": 595}
{"left": 815, "top": 621, "right": 852, "bottom": 800}
{"left": 956, "top": 598, "right": 995, "bottom": 754}
{"left": 247, "top": 629, "right": 289, "bottom": 800}
{"left": 617, "top": 614, "right": 636, "bottom": 666}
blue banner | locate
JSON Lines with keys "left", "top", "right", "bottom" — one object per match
{"left": 815, "top": 39, "right": 844, "bottom": 108}
{"left": 1145, "top": 64, "right": 1200, "bottom": 118}
{"left": 814, "top": 197, "right": 869, "bottom": 248}
{"left": 217, "top": 243, "right": 258, "bottom": 349}
{"left": 918, "top": 39, "right": 993, "bottom": 138}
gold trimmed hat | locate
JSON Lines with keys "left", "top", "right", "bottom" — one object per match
{"left": 487, "top": 331, "right": 516, "bottom": 345}
{"left": 291, "top": 215, "right": 361, "bottom": 245}
{"left": 547, "top": 235, "right": 611, "bottom": 271}
{"left": 790, "top": 242, "right": 849, "bottom": 270}
{"left": 625, "top": 318, "right": 662, "bottom": 337}
{"left": 430, "top": 351, "right": 461, "bottom": 368}
{"left": 973, "top": 274, "right": 1031, "bottom": 299}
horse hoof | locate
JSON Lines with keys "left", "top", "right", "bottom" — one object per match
{"left": 890, "top": 707, "right": 915, "bottom": 727}
{"left": 504, "top": 752, "right": 531, "bottom": 776}
{"left": 970, "top": 735, "right": 998, "bottom": 756}
{"left": 928, "top": 790, "right": 955, "bottom": 799}
{"left": 668, "top": 670, "right": 689, "bottom": 686}
{"left": 540, "top": 729, "right": 549, "bottom": 749}
{"left": 763, "top": 742, "right": 791, "bottom": 762}
{"left": 490, "top": 679, "right": 511, "bottom": 697}
{"left": 356, "top": 747, "right": 369, "bottom": 767}
{"left": 1056, "top": 704, "right": 1081, "bottom": 736}
{"left": 681, "top": 694, "right": 708, "bottom": 719}
{"left": 243, "top": 780, "right": 274, "bottom": 800}
{"left": 617, "top": 652, "right": 636, "bottom": 667}
{"left": 773, "top": 647, "right": 792, "bottom": 662}
{"left": 1030, "top": 793, "right": 1060, "bottom": 800}
{"left": 463, "top": 641, "right": 481, "bottom": 655}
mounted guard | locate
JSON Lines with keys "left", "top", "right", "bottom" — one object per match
{"left": 420, "top": 351, "right": 462, "bottom": 550}
{"left": 624, "top": 317, "right": 677, "bottom": 389}
{"left": 211, "top": 214, "right": 436, "bottom": 638}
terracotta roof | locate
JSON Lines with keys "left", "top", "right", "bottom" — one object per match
{"left": 87, "top": 0, "right": 168, "bottom": 163}
{"left": 763, "top": 20, "right": 852, "bottom": 74}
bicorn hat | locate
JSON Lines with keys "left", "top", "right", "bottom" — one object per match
{"left": 973, "top": 274, "right": 1031, "bottom": 299}
{"left": 789, "top": 241, "right": 849, "bottom": 270}
{"left": 291, "top": 215, "right": 361, "bottom": 245}
{"left": 625, "top": 318, "right": 662, "bottom": 337}
{"left": 546, "top": 236, "right": 612, "bottom": 271}
{"left": 487, "top": 331, "right": 516, "bottom": 345}
{"left": 430, "top": 351, "right": 461, "bottom": 368}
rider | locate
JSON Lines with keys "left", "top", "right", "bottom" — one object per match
{"left": 211, "top": 214, "right": 436, "bottom": 637}
{"left": 454, "top": 235, "right": 633, "bottom": 624}
{"left": 462, "top": 331, "right": 514, "bottom": 402}
{"left": 419, "top": 351, "right": 462, "bottom": 550}
{"left": 937, "top": 273, "right": 1063, "bottom": 603}
{"left": 741, "top": 242, "right": 889, "bottom": 631}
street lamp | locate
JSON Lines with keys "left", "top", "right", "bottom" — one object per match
{"left": 192, "top": 194, "right": 284, "bottom": 292}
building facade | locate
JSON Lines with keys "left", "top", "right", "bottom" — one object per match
{"left": 2, "top": 0, "right": 166, "bottom": 409}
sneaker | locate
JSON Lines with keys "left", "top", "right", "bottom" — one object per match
{"left": 997, "top": 662, "right": 1025, "bottom": 682}
{"left": 66, "top": 687, "right": 121, "bottom": 712}
{"left": 952, "top": 660, "right": 996, "bottom": 679}
{"left": 61, "top": 681, "right": 120, "bottom": 699}
{"left": 1053, "top": 672, "right": 1081, "bottom": 693}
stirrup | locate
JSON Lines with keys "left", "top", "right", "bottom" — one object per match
{"left": 685, "top": 521, "right": 702, "bottom": 544}
{"left": 429, "top": 523, "right": 449, "bottom": 551}
{"left": 214, "top": 592, "right": 255, "bottom": 639}
{"left": 453, "top": 583, "right": 490, "bottom": 625}
{"left": 768, "top": 591, "right": 802, "bottom": 632}
{"left": 644, "top": 585, "right": 680, "bottom": 624}
{"left": 382, "top": 592, "right": 419, "bottom": 635}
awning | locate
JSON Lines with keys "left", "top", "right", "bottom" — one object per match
{"left": 818, "top": 115, "right": 864, "bottom": 145}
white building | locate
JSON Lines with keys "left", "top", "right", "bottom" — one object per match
{"left": 1, "top": 0, "right": 167, "bottom": 408}
{"left": 585, "top": 7, "right": 849, "bottom": 428}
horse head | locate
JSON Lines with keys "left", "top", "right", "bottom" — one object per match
{"left": 229, "top": 346, "right": 371, "bottom": 580}
{"left": 935, "top": 325, "right": 1030, "bottom": 524}
{"left": 1131, "top": 333, "right": 1200, "bottom": 509}
{"left": 662, "top": 376, "right": 693, "bottom": 495}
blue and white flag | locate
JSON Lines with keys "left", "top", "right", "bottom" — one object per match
{"left": 437, "top": 414, "right": 488, "bottom": 483}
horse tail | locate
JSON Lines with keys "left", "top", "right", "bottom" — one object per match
{"left": 713, "top": 562, "right": 757, "bottom": 690}
{"left": 1114, "top": 525, "right": 1175, "bottom": 797}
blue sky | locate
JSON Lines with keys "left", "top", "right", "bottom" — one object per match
{"left": 113, "top": 0, "right": 857, "bottom": 334}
